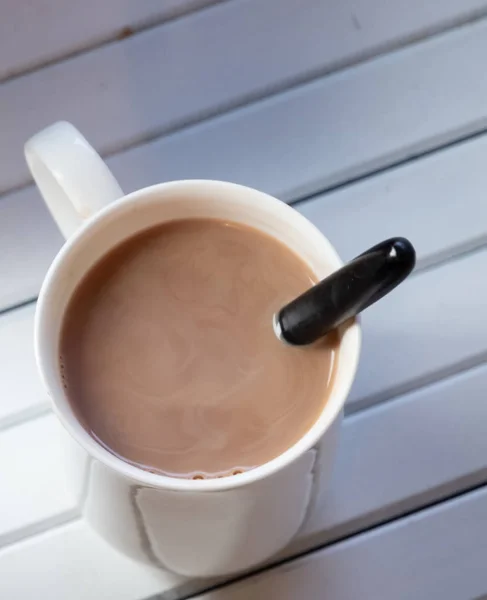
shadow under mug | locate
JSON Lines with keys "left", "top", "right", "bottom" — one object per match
{"left": 25, "top": 121, "right": 361, "bottom": 577}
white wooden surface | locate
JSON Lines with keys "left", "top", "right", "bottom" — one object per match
{"left": 196, "top": 487, "right": 487, "bottom": 600}
{"left": 2, "top": 1, "right": 487, "bottom": 598}
{"left": 0, "top": 0, "right": 222, "bottom": 81}
{"left": 3, "top": 0, "right": 487, "bottom": 193}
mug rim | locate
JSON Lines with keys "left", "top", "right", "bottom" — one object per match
{"left": 36, "top": 179, "right": 361, "bottom": 492}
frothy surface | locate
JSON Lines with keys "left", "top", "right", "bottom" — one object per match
{"left": 61, "top": 218, "right": 338, "bottom": 478}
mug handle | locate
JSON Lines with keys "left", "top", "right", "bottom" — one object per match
{"left": 24, "top": 121, "right": 124, "bottom": 239}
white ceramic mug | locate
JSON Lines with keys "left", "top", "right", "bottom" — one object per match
{"left": 25, "top": 122, "right": 361, "bottom": 578}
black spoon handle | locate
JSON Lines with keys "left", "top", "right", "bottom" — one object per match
{"left": 276, "top": 237, "right": 416, "bottom": 346}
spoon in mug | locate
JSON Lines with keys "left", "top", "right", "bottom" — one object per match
{"left": 274, "top": 237, "right": 416, "bottom": 346}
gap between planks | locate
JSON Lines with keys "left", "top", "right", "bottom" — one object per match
{"left": 290, "top": 122, "right": 487, "bottom": 209}
{"left": 0, "top": 0, "right": 230, "bottom": 85}
{"left": 176, "top": 482, "right": 487, "bottom": 600}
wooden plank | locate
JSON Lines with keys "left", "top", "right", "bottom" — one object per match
{"left": 298, "top": 132, "right": 487, "bottom": 270}
{"left": 0, "top": 303, "right": 47, "bottom": 430}
{"left": 0, "top": 415, "right": 76, "bottom": 547}
{"left": 0, "top": 521, "right": 183, "bottom": 600}
{"left": 298, "top": 363, "right": 487, "bottom": 549}
{"left": 3, "top": 0, "right": 487, "bottom": 194}
{"left": 195, "top": 487, "right": 487, "bottom": 600}
{"left": 102, "top": 16, "right": 487, "bottom": 200}
{"left": 0, "top": 187, "right": 62, "bottom": 309}
{"left": 3, "top": 360, "right": 487, "bottom": 597}
{"left": 348, "top": 248, "right": 487, "bottom": 412}
{"left": 0, "top": 0, "right": 221, "bottom": 81}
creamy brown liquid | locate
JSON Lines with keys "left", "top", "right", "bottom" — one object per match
{"left": 60, "top": 218, "right": 338, "bottom": 479}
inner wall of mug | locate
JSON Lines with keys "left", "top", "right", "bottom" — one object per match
{"left": 38, "top": 180, "right": 360, "bottom": 490}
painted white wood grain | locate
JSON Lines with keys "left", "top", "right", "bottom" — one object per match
{"left": 3, "top": 0, "right": 487, "bottom": 194}
{"left": 0, "top": 521, "right": 183, "bottom": 600}
{"left": 0, "top": 303, "right": 47, "bottom": 430}
{"left": 0, "top": 0, "right": 221, "bottom": 81}
{"left": 298, "top": 133, "right": 487, "bottom": 269}
{"left": 4, "top": 362, "right": 487, "bottom": 597}
{"left": 3, "top": 180, "right": 487, "bottom": 428}
{"left": 100, "top": 16, "right": 487, "bottom": 201}
{"left": 0, "top": 187, "right": 62, "bottom": 309}
{"left": 196, "top": 488, "right": 487, "bottom": 600}
{"left": 107, "top": 15, "right": 487, "bottom": 202}
{"left": 298, "top": 363, "right": 487, "bottom": 550}
{"left": 0, "top": 415, "right": 76, "bottom": 547}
